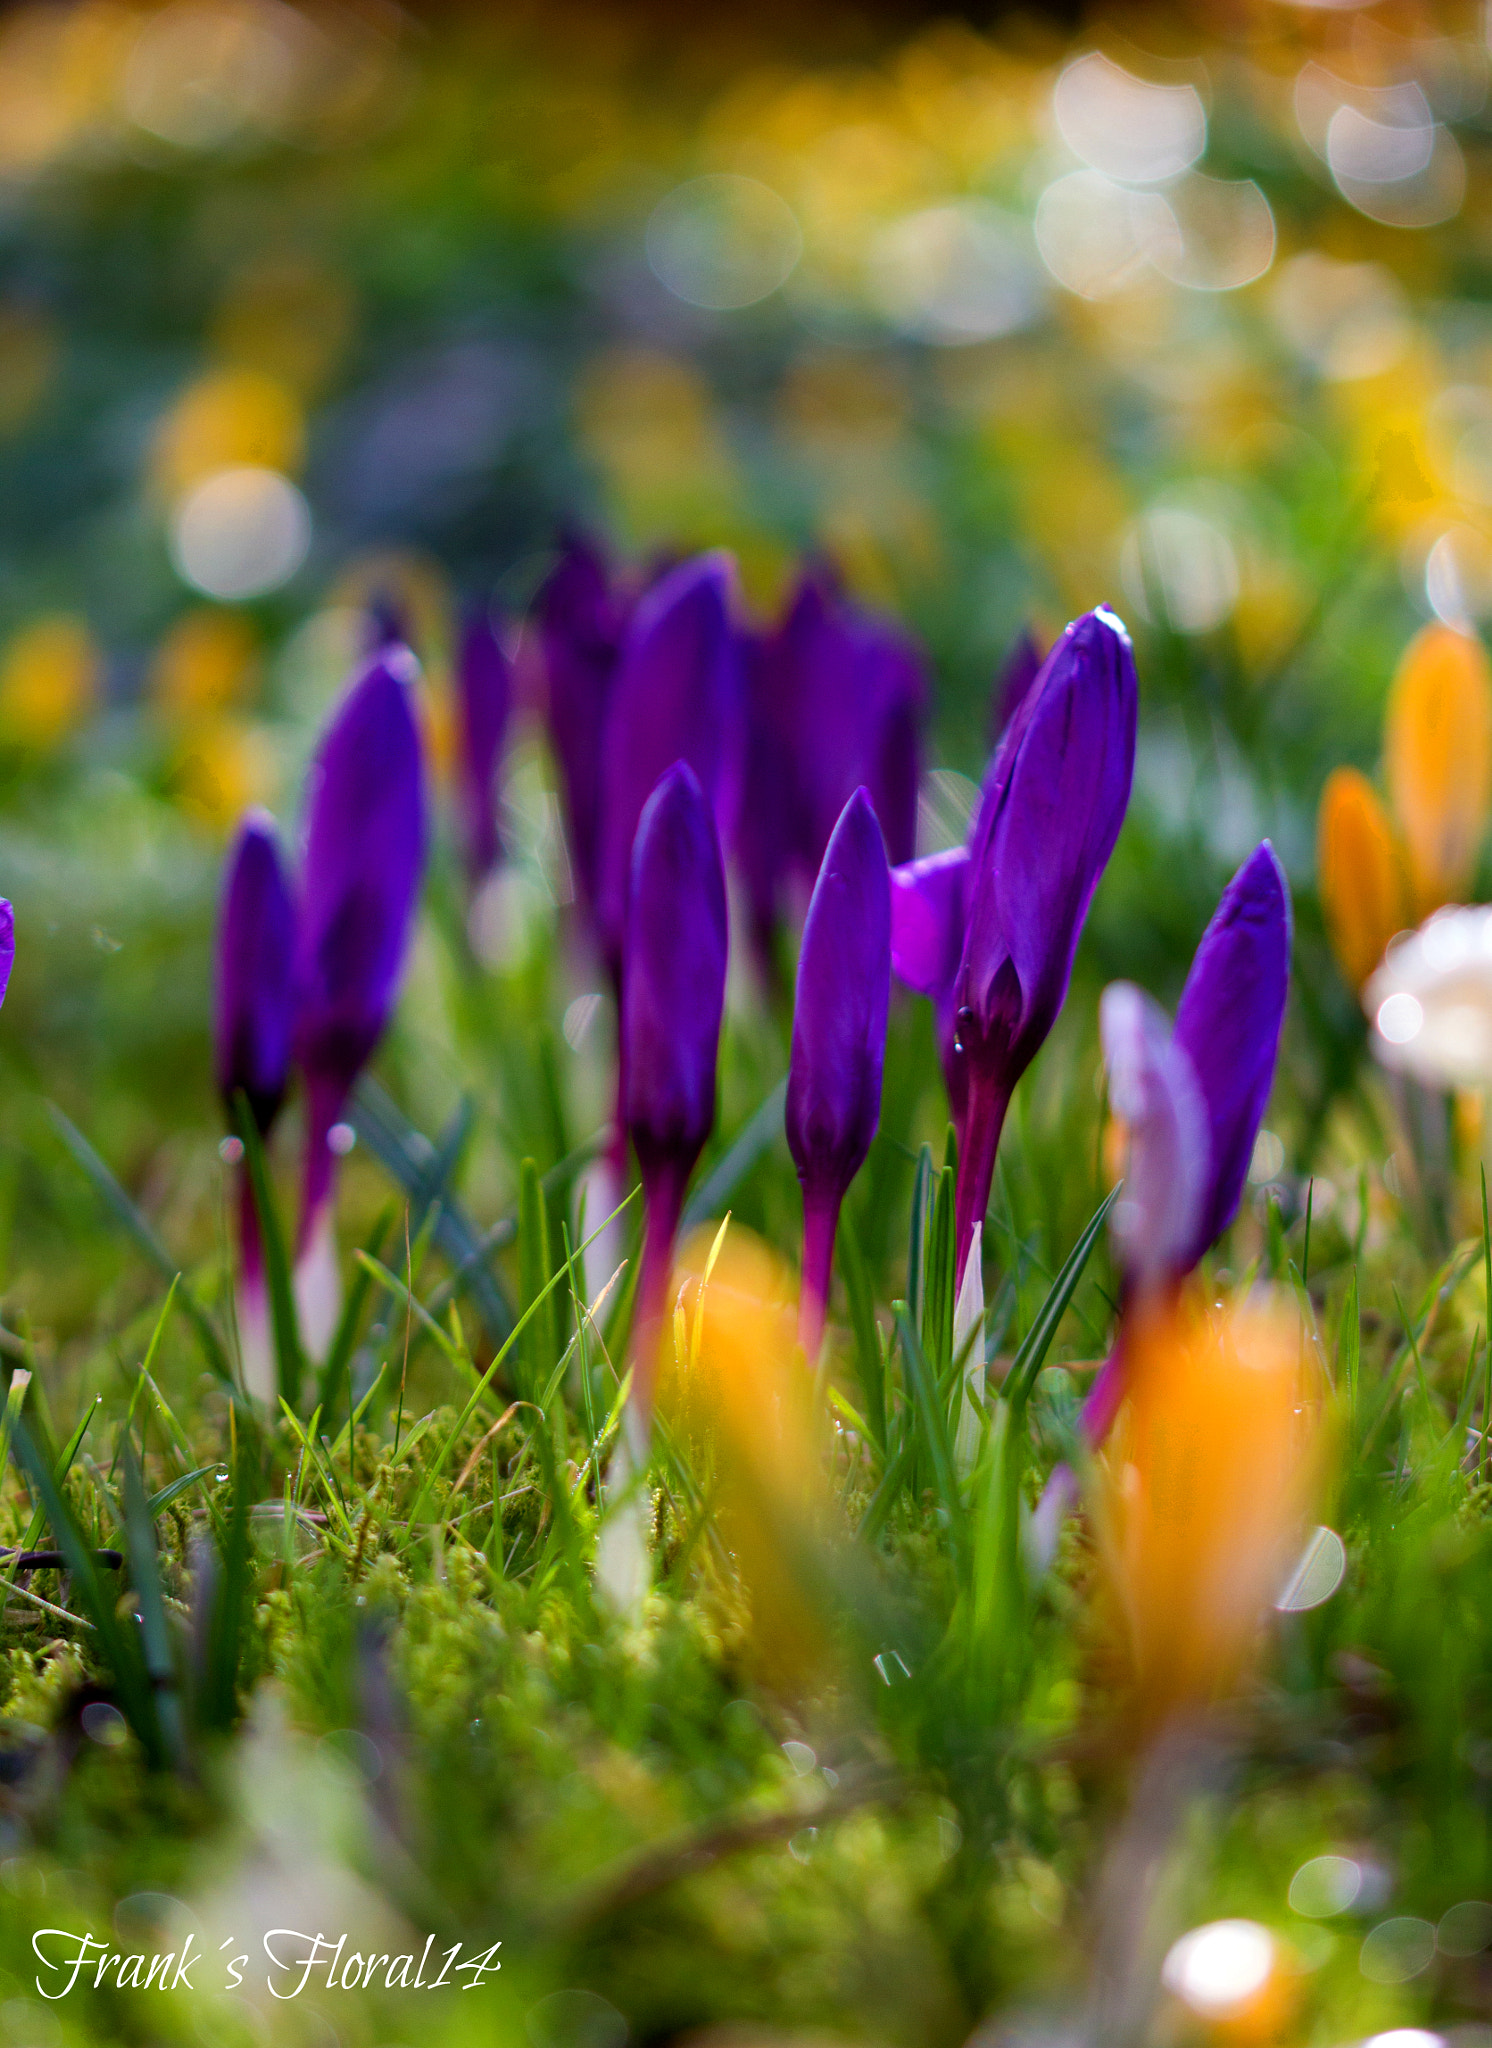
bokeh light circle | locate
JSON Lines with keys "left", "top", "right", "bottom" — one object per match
{"left": 646, "top": 174, "right": 802, "bottom": 310}
{"left": 169, "top": 464, "right": 311, "bottom": 599}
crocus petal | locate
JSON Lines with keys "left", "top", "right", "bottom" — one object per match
{"left": 1317, "top": 766, "right": 1408, "bottom": 992}
{"left": 0, "top": 899, "right": 15, "bottom": 1013}
{"left": 623, "top": 760, "right": 729, "bottom": 1177}
{"left": 596, "top": 552, "right": 740, "bottom": 981}
{"left": 1385, "top": 622, "right": 1492, "bottom": 917}
{"left": 959, "top": 608, "right": 1138, "bottom": 1064}
{"left": 735, "top": 624, "right": 796, "bottom": 964}
{"left": 1173, "top": 841, "right": 1291, "bottom": 1265}
{"left": 890, "top": 848, "right": 969, "bottom": 999}
{"left": 456, "top": 607, "right": 512, "bottom": 884}
{"left": 1100, "top": 981, "right": 1211, "bottom": 1290}
{"left": 787, "top": 788, "right": 891, "bottom": 1201}
{"left": 216, "top": 811, "right": 296, "bottom": 1135}
{"left": 538, "top": 533, "right": 626, "bottom": 914}
{"left": 295, "top": 650, "right": 427, "bottom": 1226}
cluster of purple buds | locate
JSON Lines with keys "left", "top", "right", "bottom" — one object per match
{"left": 1085, "top": 841, "right": 1291, "bottom": 1445}
{"left": 891, "top": 609, "right": 1139, "bottom": 1279}
{"left": 215, "top": 650, "right": 427, "bottom": 1392}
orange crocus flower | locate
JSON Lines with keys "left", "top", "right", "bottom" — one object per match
{"left": 1385, "top": 621, "right": 1492, "bottom": 917}
{"left": 1316, "top": 766, "right": 1409, "bottom": 992}
{"left": 1099, "top": 1289, "right": 1320, "bottom": 1736}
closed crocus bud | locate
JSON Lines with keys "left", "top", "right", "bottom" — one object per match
{"left": 786, "top": 789, "right": 891, "bottom": 1359}
{"left": 1101, "top": 1289, "right": 1319, "bottom": 1738}
{"left": 1386, "top": 622, "right": 1492, "bottom": 916}
{"left": 455, "top": 607, "right": 511, "bottom": 886}
{"left": 596, "top": 552, "right": 739, "bottom": 989}
{"left": 215, "top": 811, "right": 296, "bottom": 1401}
{"left": 952, "top": 607, "right": 1137, "bottom": 1272}
{"left": 1084, "top": 843, "right": 1291, "bottom": 1447}
{"left": 0, "top": 900, "right": 14, "bottom": 1012}
{"left": 1317, "top": 766, "right": 1407, "bottom": 992}
{"left": 623, "top": 761, "right": 729, "bottom": 1421}
{"left": 295, "top": 651, "right": 427, "bottom": 1356}
{"left": 539, "top": 533, "right": 626, "bottom": 917}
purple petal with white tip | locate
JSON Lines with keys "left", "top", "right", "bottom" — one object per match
{"left": 1100, "top": 981, "right": 1210, "bottom": 1290}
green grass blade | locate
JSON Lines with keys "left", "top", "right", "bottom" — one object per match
{"left": 1005, "top": 1184, "right": 1121, "bottom": 1416}
{"left": 838, "top": 1216, "right": 886, "bottom": 1456}
{"left": 121, "top": 1446, "right": 186, "bottom": 1768}
{"left": 47, "top": 1103, "right": 232, "bottom": 1382}
{"left": 681, "top": 1080, "right": 788, "bottom": 1232}
{"left": 317, "top": 1201, "right": 397, "bottom": 1421}
{"left": 894, "top": 1304, "right": 966, "bottom": 1573}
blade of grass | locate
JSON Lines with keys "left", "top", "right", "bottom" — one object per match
{"left": 47, "top": 1104, "right": 231, "bottom": 1382}
{"left": 1005, "top": 1185, "right": 1121, "bottom": 1416}
{"left": 681, "top": 1080, "right": 788, "bottom": 1232}
{"left": 121, "top": 1447, "right": 186, "bottom": 1768}
{"left": 316, "top": 1201, "right": 397, "bottom": 1420}
{"left": 894, "top": 1305, "right": 966, "bottom": 1573}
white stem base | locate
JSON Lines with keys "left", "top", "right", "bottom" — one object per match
{"left": 594, "top": 1411, "right": 651, "bottom": 1620}
{"left": 293, "top": 1206, "right": 342, "bottom": 1366}
{"left": 237, "top": 1280, "right": 277, "bottom": 1406}
{"left": 953, "top": 1222, "right": 985, "bottom": 1476}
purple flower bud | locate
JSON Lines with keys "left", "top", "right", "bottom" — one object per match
{"left": 295, "top": 651, "right": 427, "bottom": 1243}
{"left": 0, "top": 901, "right": 16, "bottom": 1013}
{"left": 539, "top": 534, "right": 627, "bottom": 916}
{"left": 786, "top": 788, "right": 890, "bottom": 1357}
{"left": 1173, "top": 839, "right": 1292, "bottom": 1265}
{"left": 737, "top": 566, "right": 923, "bottom": 970}
{"left": 952, "top": 607, "right": 1137, "bottom": 1269}
{"left": 215, "top": 811, "right": 296, "bottom": 1137}
{"left": 596, "top": 551, "right": 739, "bottom": 986}
{"left": 1083, "top": 841, "right": 1291, "bottom": 1447}
{"left": 890, "top": 846, "right": 970, "bottom": 1123}
{"left": 455, "top": 607, "right": 512, "bottom": 885}
{"left": 622, "top": 761, "right": 728, "bottom": 1418}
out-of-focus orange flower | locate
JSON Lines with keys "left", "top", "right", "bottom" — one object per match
{"left": 0, "top": 614, "right": 100, "bottom": 748}
{"left": 665, "top": 1225, "right": 830, "bottom": 1684}
{"left": 150, "top": 368, "right": 305, "bottom": 501}
{"left": 1385, "top": 621, "right": 1492, "bottom": 916}
{"left": 1316, "top": 766, "right": 1409, "bottom": 992}
{"left": 150, "top": 609, "right": 259, "bottom": 720}
{"left": 1098, "top": 1289, "right": 1319, "bottom": 1736}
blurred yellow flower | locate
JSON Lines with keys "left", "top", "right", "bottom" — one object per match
{"left": 150, "top": 367, "right": 305, "bottom": 501}
{"left": 0, "top": 613, "right": 100, "bottom": 748}
{"left": 149, "top": 608, "right": 259, "bottom": 720}
{"left": 1316, "top": 766, "right": 1409, "bottom": 992}
{"left": 211, "top": 257, "right": 354, "bottom": 399}
{"left": 1099, "top": 1290, "right": 1320, "bottom": 1735}
{"left": 1385, "top": 621, "right": 1492, "bottom": 916}
{"left": 169, "top": 715, "right": 277, "bottom": 828}
{"left": 575, "top": 348, "right": 740, "bottom": 549}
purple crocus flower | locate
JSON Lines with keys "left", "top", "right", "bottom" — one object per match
{"left": 786, "top": 788, "right": 890, "bottom": 1360}
{"left": 0, "top": 901, "right": 14, "bottom": 1012}
{"left": 952, "top": 608, "right": 1136, "bottom": 1272}
{"left": 539, "top": 534, "right": 627, "bottom": 918}
{"left": 294, "top": 650, "right": 427, "bottom": 1353}
{"left": 1083, "top": 841, "right": 1292, "bottom": 1445}
{"left": 595, "top": 551, "right": 739, "bottom": 989}
{"left": 455, "top": 607, "right": 512, "bottom": 886}
{"left": 891, "top": 610, "right": 1138, "bottom": 1277}
{"left": 622, "top": 761, "right": 728, "bottom": 1422}
{"left": 738, "top": 565, "right": 922, "bottom": 974}
{"left": 215, "top": 812, "right": 296, "bottom": 1399}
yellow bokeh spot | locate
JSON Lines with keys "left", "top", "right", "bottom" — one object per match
{"left": 1385, "top": 621, "right": 1492, "bottom": 915}
{"left": 575, "top": 348, "right": 740, "bottom": 549}
{"left": 1316, "top": 766, "right": 1409, "bottom": 992}
{"left": 169, "top": 716, "right": 277, "bottom": 829}
{"left": 150, "top": 608, "right": 259, "bottom": 720}
{"left": 0, "top": 614, "right": 100, "bottom": 748}
{"left": 0, "top": 301, "right": 56, "bottom": 435}
{"left": 211, "top": 258, "right": 354, "bottom": 399}
{"left": 150, "top": 368, "right": 305, "bottom": 501}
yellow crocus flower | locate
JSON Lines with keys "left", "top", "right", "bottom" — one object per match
{"left": 1385, "top": 621, "right": 1492, "bottom": 916}
{"left": 1316, "top": 765, "right": 1409, "bottom": 992}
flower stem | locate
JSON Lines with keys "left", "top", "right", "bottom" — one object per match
{"left": 798, "top": 1188, "right": 840, "bottom": 1364}
{"left": 630, "top": 1151, "right": 689, "bottom": 1425}
{"left": 954, "top": 1064, "right": 1011, "bottom": 1282}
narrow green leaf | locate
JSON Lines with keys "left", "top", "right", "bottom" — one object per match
{"left": 894, "top": 1305, "right": 966, "bottom": 1572}
{"left": 316, "top": 1202, "right": 397, "bottom": 1422}
{"left": 47, "top": 1104, "right": 231, "bottom": 1382}
{"left": 1338, "top": 1268, "right": 1360, "bottom": 1420}
{"left": 121, "top": 1447, "right": 186, "bottom": 1767}
{"left": 147, "top": 1463, "right": 222, "bottom": 1517}
{"left": 681, "top": 1080, "right": 788, "bottom": 1232}
{"left": 838, "top": 1216, "right": 885, "bottom": 1455}
{"left": 1006, "top": 1184, "right": 1121, "bottom": 1416}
